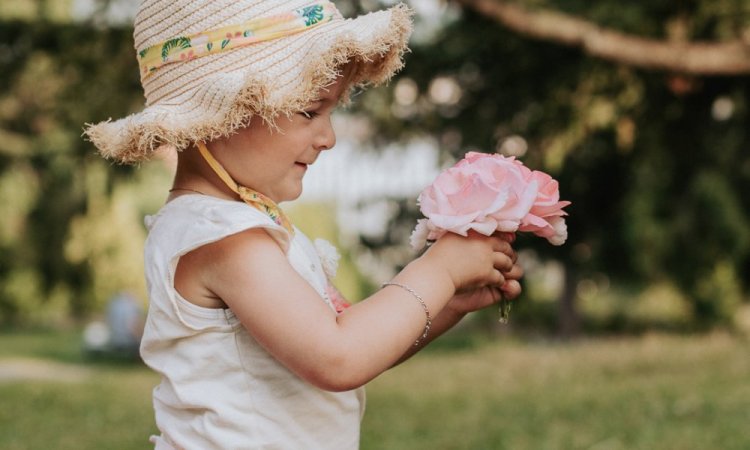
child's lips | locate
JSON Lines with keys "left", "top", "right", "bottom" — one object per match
{"left": 296, "top": 155, "right": 318, "bottom": 170}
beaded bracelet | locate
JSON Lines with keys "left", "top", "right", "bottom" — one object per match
{"left": 382, "top": 282, "right": 432, "bottom": 347}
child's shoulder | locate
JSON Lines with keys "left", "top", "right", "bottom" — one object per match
{"left": 146, "top": 194, "right": 267, "bottom": 229}
{"left": 145, "top": 195, "right": 291, "bottom": 253}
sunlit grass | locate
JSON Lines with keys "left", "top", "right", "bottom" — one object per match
{"left": 0, "top": 368, "right": 158, "bottom": 449}
{"left": 0, "top": 329, "right": 158, "bottom": 449}
{"left": 0, "top": 328, "right": 82, "bottom": 362}
{"left": 1, "top": 330, "right": 748, "bottom": 449}
{"left": 361, "top": 332, "right": 750, "bottom": 450}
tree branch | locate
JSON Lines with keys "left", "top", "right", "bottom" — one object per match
{"left": 453, "top": 0, "right": 750, "bottom": 75}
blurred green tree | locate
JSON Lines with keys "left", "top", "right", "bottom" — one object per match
{"left": 1, "top": 0, "right": 748, "bottom": 333}
{"left": 351, "top": 0, "right": 750, "bottom": 333}
{"left": 0, "top": 17, "right": 168, "bottom": 325}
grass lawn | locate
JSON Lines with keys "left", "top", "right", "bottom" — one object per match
{"left": 1, "top": 329, "right": 748, "bottom": 449}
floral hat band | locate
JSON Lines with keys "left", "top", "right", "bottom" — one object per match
{"left": 137, "top": 2, "right": 340, "bottom": 78}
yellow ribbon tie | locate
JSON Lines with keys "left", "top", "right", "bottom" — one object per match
{"left": 196, "top": 141, "right": 295, "bottom": 236}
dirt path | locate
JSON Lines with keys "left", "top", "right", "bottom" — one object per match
{"left": 0, "top": 357, "right": 91, "bottom": 383}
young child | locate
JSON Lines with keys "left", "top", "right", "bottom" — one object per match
{"left": 86, "top": 1, "right": 523, "bottom": 448}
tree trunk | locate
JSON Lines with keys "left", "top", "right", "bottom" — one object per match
{"left": 558, "top": 265, "right": 580, "bottom": 338}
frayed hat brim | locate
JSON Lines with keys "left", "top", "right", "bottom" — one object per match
{"left": 84, "top": 4, "right": 413, "bottom": 164}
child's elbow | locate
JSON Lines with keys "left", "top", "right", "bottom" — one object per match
{"left": 312, "top": 377, "right": 364, "bottom": 393}
{"left": 300, "top": 355, "right": 373, "bottom": 392}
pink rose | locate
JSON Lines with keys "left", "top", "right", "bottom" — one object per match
{"left": 517, "top": 169, "right": 571, "bottom": 245}
{"left": 411, "top": 152, "right": 539, "bottom": 249}
{"left": 411, "top": 151, "right": 570, "bottom": 249}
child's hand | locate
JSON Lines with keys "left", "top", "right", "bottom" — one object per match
{"left": 495, "top": 231, "right": 522, "bottom": 301}
{"left": 445, "top": 235, "right": 523, "bottom": 315}
{"left": 444, "top": 263, "right": 523, "bottom": 314}
{"left": 420, "top": 231, "right": 515, "bottom": 293}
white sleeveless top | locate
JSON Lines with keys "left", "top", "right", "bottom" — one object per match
{"left": 140, "top": 195, "right": 365, "bottom": 450}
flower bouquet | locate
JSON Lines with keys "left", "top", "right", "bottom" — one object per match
{"left": 410, "top": 151, "right": 571, "bottom": 322}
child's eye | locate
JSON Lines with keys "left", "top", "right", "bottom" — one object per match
{"left": 300, "top": 110, "right": 318, "bottom": 120}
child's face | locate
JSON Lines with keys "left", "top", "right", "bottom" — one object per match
{"left": 212, "top": 75, "right": 348, "bottom": 203}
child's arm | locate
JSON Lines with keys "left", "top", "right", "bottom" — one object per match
{"left": 175, "top": 228, "right": 514, "bottom": 392}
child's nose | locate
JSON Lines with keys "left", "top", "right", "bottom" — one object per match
{"left": 315, "top": 117, "right": 336, "bottom": 151}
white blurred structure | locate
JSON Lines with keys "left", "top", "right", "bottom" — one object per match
{"left": 83, "top": 292, "right": 144, "bottom": 358}
{"left": 71, "top": 0, "right": 138, "bottom": 23}
{"left": 301, "top": 139, "right": 440, "bottom": 205}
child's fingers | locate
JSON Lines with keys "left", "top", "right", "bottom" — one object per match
{"left": 500, "top": 280, "right": 522, "bottom": 300}
{"left": 503, "top": 263, "right": 524, "bottom": 281}
{"left": 494, "top": 231, "right": 517, "bottom": 244}
{"left": 488, "top": 237, "right": 517, "bottom": 262}
{"left": 493, "top": 252, "right": 514, "bottom": 273}
{"left": 492, "top": 270, "right": 506, "bottom": 286}
{"left": 491, "top": 286, "right": 504, "bottom": 304}
{"left": 489, "top": 237, "right": 513, "bottom": 255}
{"left": 508, "top": 246, "right": 517, "bottom": 263}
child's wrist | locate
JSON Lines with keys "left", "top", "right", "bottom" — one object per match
{"left": 442, "top": 301, "right": 468, "bottom": 322}
{"left": 410, "top": 255, "right": 458, "bottom": 295}
{"left": 412, "top": 252, "right": 461, "bottom": 296}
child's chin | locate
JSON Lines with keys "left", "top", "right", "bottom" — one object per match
{"left": 279, "top": 185, "right": 303, "bottom": 203}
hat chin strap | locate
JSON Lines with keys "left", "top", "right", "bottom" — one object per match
{"left": 196, "top": 141, "right": 295, "bottom": 236}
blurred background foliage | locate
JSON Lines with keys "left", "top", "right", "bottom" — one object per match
{"left": 0, "top": 0, "right": 748, "bottom": 335}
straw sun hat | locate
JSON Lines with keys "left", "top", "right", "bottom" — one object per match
{"left": 85, "top": 0, "right": 413, "bottom": 164}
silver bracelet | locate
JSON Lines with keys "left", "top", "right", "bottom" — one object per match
{"left": 382, "top": 282, "right": 432, "bottom": 347}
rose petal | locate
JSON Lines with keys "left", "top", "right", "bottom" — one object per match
{"left": 410, "top": 219, "right": 430, "bottom": 250}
